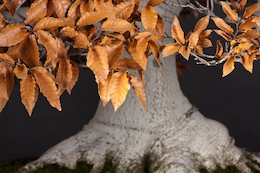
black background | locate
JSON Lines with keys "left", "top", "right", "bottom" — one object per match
{"left": 1, "top": 0, "right": 260, "bottom": 163}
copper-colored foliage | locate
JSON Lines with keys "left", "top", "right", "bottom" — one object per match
{"left": 0, "top": 13, "right": 5, "bottom": 31}
{"left": 211, "top": 18, "right": 234, "bottom": 34}
{"left": 115, "top": 1, "right": 134, "bottom": 20}
{"left": 98, "top": 72, "right": 112, "bottom": 106}
{"left": 33, "top": 17, "right": 75, "bottom": 31}
{"left": 239, "top": 17, "right": 257, "bottom": 32}
{"left": 129, "top": 38, "right": 148, "bottom": 70}
{"left": 60, "top": 26, "right": 76, "bottom": 38}
{"left": 231, "top": 0, "right": 240, "bottom": 11}
{"left": 87, "top": 45, "right": 109, "bottom": 85}
{"left": 67, "top": 0, "right": 82, "bottom": 20}
{"left": 3, "top": 0, "right": 22, "bottom": 16}
{"left": 112, "top": 58, "right": 142, "bottom": 70}
{"left": 237, "top": 29, "right": 260, "bottom": 40}
{"left": 233, "top": 43, "right": 252, "bottom": 54}
{"left": 141, "top": 5, "right": 158, "bottom": 32}
{"left": 198, "top": 38, "right": 212, "bottom": 48}
{"left": 149, "top": 0, "right": 165, "bottom": 6}
{"left": 102, "top": 19, "right": 134, "bottom": 33}
{"left": 66, "top": 63, "right": 79, "bottom": 95}
{"left": 194, "top": 15, "right": 210, "bottom": 34}
{"left": 94, "top": 0, "right": 115, "bottom": 19}
{"left": 188, "top": 32, "right": 199, "bottom": 49}
{"left": 129, "top": 74, "right": 146, "bottom": 112}
{"left": 151, "top": 15, "right": 164, "bottom": 42}
{"left": 241, "top": 53, "right": 255, "bottom": 73}
{"left": 56, "top": 59, "right": 72, "bottom": 95}
{"left": 74, "top": 31, "right": 90, "bottom": 48}
{"left": 0, "top": 24, "right": 27, "bottom": 47}
{"left": 31, "top": 66, "right": 61, "bottom": 111}
{"left": 24, "top": 0, "right": 47, "bottom": 25}
{"left": 199, "top": 29, "right": 212, "bottom": 39}
{"left": 215, "top": 40, "right": 223, "bottom": 58}
{"left": 214, "top": 30, "right": 232, "bottom": 41}
{"left": 195, "top": 45, "right": 203, "bottom": 54}
{"left": 35, "top": 30, "right": 58, "bottom": 68}
{"left": 13, "top": 64, "right": 27, "bottom": 79}
{"left": 162, "top": 43, "right": 180, "bottom": 57}
{"left": 109, "top": 72, "right": 130, "bottom": 111}
{"left": 101, "top": 41, "right": 124, "bottom": 67}
{"left": 0, "top": 97, "right": 8, "bottom": 113}
{"left": 223, "top": 56, "right": 235, "bottom": 77}
{"left": 0, "top": 53, "right": 15, "bottom": 65}
{"left": 77, "top": 11, "right": 106, "bottom": 27}
{"left": 220, "top": 1, "right": 238, "bottom": 23}
{"left": 179, "top": 46, "right": 191, "bottom": 60}
{"left": 148, "top": 39, "right": 161, "bottom": 67}
{"left": 240, "top": 0, "right": 247, "bottom": 11}
{"left": 243, "top": 3, "right": 260, "bottom": 19}
{"left": 80, "top": 0, "right": 94, "bottom": 15}
{"left": 172, "top": 16, "right": 185, "bottom": 45}
{"left": 53, "top": 0, "right": 71, "bottom": 18}
{"left": 19, "top": 33, "right": 39, "bottom": 68}
{"left": 20, "top": 73, "right": 38, "bottom": 116}
{"left": 57, "top": 38, "right": 68, "bottom": 60}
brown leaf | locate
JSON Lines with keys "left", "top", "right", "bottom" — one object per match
{"left": 20, "top": 73, "right": 38, "bottom": 116}
{"left": 53, "top": 0, "right": 71, "bottom": 18}
{"left": 3, "top": 0, "right": 22, "bottom": 16}
{"left": 56, "top": 59, "right": 72, "bottom": 95}
{"left": 33, "top": 17, "right": 75, "bottom": 31}
{"left": 35, "top": 30, "right": 58, "bottom": 69}
{"left": 31, "top": 66, "right": 61, "bottom": 111}
{"left": 231, "top": 0, "right": 240, "bottom": 11}
{"left": 115, "top": 1, "right": 134, "bottom": 20}
{"left": 112, "top": 58, "right": 142, "bottom": 70}
{"left": 80, "top": 0, "right": 94, "bottom": 15}
{"left": 0, "top": 97, "right": 8, "bottom": 113}
{"left": 46, "top": 0, "right": 54, "bottom": 17}
{"left": 24, "top": 0, "right": 47, "bottom": 25}
{"left": 149, "top": 0, "right": 165, "bottom": 6}
{"left": 211, "top": 17, "right": 234, "bottom": 34}
{"left": 214, "top": 30, "right": 232, "bottom": 41}
{"left": 237, "top": 29, "right": 260, "bottom": 40}
{"left": 232, "top": 42, "right": 252, "bottom": 54}
{"left": 101, "top": 41, "right": 124, "bottom": 67}
{"left": 220, "top": 1, "right": 238, "bottom": 23}
{"left": 198, "top": 38, "right": 212, "bottom": 47}
{"left": 129, "top": 38, "right": 148, "bottom": 70}
{"left": 239, "top": 17, "right": 257, "bottom": 32}
{"left": 57, "top": 38, "right": 68, "bottom": 60}
{"left": 172, "top": 16, "right": 185, "bottom": 45}
{"left": 243, "top": 3, "right": 260, "bottom": 19}
{"left": 188, "top": 32, "right": 199, "bottom": 49}
{"left": 19, "top": 33, "right": 39, "bottom": 68}
{"left": 194, "top": 15, "right": 210, "bottom": 34}
{"left": 148, "top": 39, "right": 161, "bottom": 67}
{"left": 0, "top": 65, "right": 13, "bottom": 100}
{"left": 129, "top": 74, "right": 146, "bottom": 112}
{"left": 138, "top": 69, "right": 145, "bottom": 86}
{"left": 13, "top": 64, "right": 27, "bottom": 79}
{"left": 195, "top": 45, "right": 203, "bottom": 54}
{"left": 77, "top": 11, "right": 106, "bottom": 27}
{"left": 94, "top": 0, "right": 115, "bottom": 19}
{"left": 162, "top": 43, "right": 180, "bottom": 57}
{"left": 60, "top": 26, "right": 76, "bottom": 38}
{"left": 241, "top": 53, "right": 255, "bottom": 73}
{"left": 215, "top": 40, "right": 223, "bottom": 58}
{"left": 66, "top": 63, "right": 79, "bottom": 95}
{"left": 88, "top": 27, "right": 99, "bottom": 40}
{"left": 0, "top": 24, "right": 27, "bottom": 47}
{"left": 141, "top": 5, "right": 158, "bottom": 32}
{"left": 6, "top": 44, "right": 20, "bottom": 61}
{"left": 87, "top": 45, "right": 109, "bottom": 85}
{"left": 199, "top": 29, "right": 212, "bottom": 39}
{"left": 151, "top": 15, "right": 165, "bottom": 42}
{"left": 109, "top": 72, "right": 130, "bottom": 111}
{"left": 240, "top": 0, "right": 247, "bottom": 11}
{"left": 98, "top": 72, "right": 112, "bottom": 106}
{"left": 67, "top": 0, "right": 82, "bottom": 20}
{"left": 102, "top": 19, "right": 134, "bottom": 33}
{"left": 0, "top": 13, "right": 5, "bottom": 31}
{"left": 0, "top": 53, "right": 15, "bottom": 65}
{"left": 74, "top": 31, "right": 90, "bottom": 48}
{"left": 223, "top": 56, "right": 235, "bottom": 77}
{"left": 179, "top": 46, "right": 190, "bottom": 60}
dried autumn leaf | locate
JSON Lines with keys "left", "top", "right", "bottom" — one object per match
{"left": 0, "top": 24, "right": 27, "bottom": 47}
{"left": 33, "top": 17, "right": 75, "bottom": 31}
{"left": 141, "top": 5, "right": 158, "bottom": 32}
{"left": 67, "top": 0, "right": 82, "bottom": 20}
{"left": 231, "top": 0, "right": 240, "bottom": 11}
{"left": 87, "top": 46, "right": 109, "bottom": 85}
{"left": 77, "top": 11, "right": 106, "bottom": 27}
{"left": 223, "top": 56, "right": 235, "bottom": 77}
{"left": 35, "top": 30, "right": 58, "bottom": 69}
{"left": 13, "top": 64, "right": 27, "bottom": 79}
{"left": 24, "top": 1, "right": 47, "bottom": 25}
{"left": 88, "top": 27, "right": 98, "bottom": 40}
{"left": 0, "top": 53, "right": 15, "bottom": 65}
{"left": 237, "top": 29, "right": 260, "bottom": 40}
{"left": 194, "top": 15, "right": 210, "bottom": 34}
{"left": 20, "top": 73, "right": 38, "bottom": 116}
{"left": 101, "top": 41, "right": 124, "bottom": 67}
{"left": 94, "top": 0, "right": 115, "bottom": 19}
{"left": 60, "top": 26, "right": 76, "bottom": 38}
{"left": 31, "top": 66, "right": 61, "bottom": 111}
{"left": 112, "top": 58, "right": 142, "bottom": 70}
{"left": 172, "top": 16, "right": 185, "bottom": 45}
{"left": 162, "top": 43, "right": 180, "bottom": 57}
{"left": 232, "top": 43, "right": 252, "bottom": 54}
{"left": 211, "top": 17, "right": 234, "bottom": 34}
{"left": 129, "top": 39, "right": 148, "bottom": 70}
{"left": 188, "top": 32, "right": 199, "bottom": 49}
{"left": 109, "top": 72, "right": 130, "bottom": 111}
{"left": 74, "top": 31, "right": 90, "bottom": 48}
{"left": 129, "top": 74, "right": 146, "bottom": 112}
{"left": 102, "top": 19, "right": 134, "bottom": 33}
{"left": 53, "top": 0, "right": 71, "bottom": 18}
{"left": 240, "top": 0, "right": 247, "bottom": 11}
{"left": 56, "top": 59, "right": 73, "bottom": 95}
{"left": 151, "top": 15, "right": 165, "bottom": 42}
{"left": 195, "top": 45, "right": 203, "bottom": 54}
{"left": 148, "top": 40, "right": 161, "bottom": 67}
{"left": 241, "top": 53, "right": 255, "bottom": 73}
{"left": 214, "top": 30, "right": 232, "bottom": 41}
{"left": 215, "top": 40, "right": 223, "bottom": 58}
{"left": 138, "top": 69, "right": 145, "bottom": 86}
{"left": 115, "top": 1, "right": 134, "bottom": 20}
{"left": 66, "top": 63, "right": 79, "bottom": 95}
{"left": 80, "top": 0, "right": 94, "bottom": 15}
{"left": 19, "top": 33, "right": 39, "bottom": 68}
{"left": 0, "top": 97, "right": 8, "bottom": 113}
{"left": 198, "top": 38, "right": 212, "bottom": 48}
{"left": 57, "top": 38, "right": 68, "bottom": 60}
{"left": 98, "top": 72, "right": 112, "bottom": 106}
{"left": 6, "top": 44, "right": 20, "bottom": 61}
{"left": 239, "top": 17, "right": 257, "bottom": 32}
{"left": 149, "top": 0, "right": 165, "bottom": 6}
{"left": 3, "top": 0, "right": 22, "bottom": 16}
{"left": 0, "top": 65, "right": 8, "bottom": 99}
{"left": 243, "top": 3, "right": 260, "bottom": 19}
{"left": 220, "top": 1, "right": 238, "bottom": 23}
{"left": 199, "top": 30, "right": 212, "bottom": 39}
{"left": 179, "top": 46, "right": 191, "bottom": 60}
{"left": 0, "top": 13, "right": 5, "bottom": 31}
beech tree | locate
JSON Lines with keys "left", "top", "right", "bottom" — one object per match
{"left": 0, "top": 0, "right": 259, "bottom": 172}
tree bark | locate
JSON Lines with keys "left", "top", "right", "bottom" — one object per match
{"left": 18, "top": 1, "right": 260, "bottom": 173}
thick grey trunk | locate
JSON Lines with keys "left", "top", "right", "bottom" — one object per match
{"left": 18, "top": 1, "right": 260, "bottom": 173}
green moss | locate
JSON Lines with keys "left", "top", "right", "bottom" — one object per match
{"left": 99, "top": 157, "right": 116, "bottom": 173}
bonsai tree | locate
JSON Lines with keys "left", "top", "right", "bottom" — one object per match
{"left": 0, "top": 0, "right": 259, "bottom": 172}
